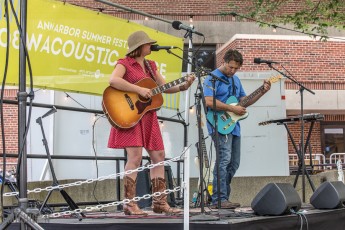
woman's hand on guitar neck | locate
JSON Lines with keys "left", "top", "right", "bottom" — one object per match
{"left": 180, "top": 74, "right": 196, "bottom": 91}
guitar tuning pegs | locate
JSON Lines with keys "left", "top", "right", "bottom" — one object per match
{"left": 197, "top": 67, "right": 211, "bottom": 77}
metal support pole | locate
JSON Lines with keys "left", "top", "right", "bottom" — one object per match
{"left": 18, "top": 1, "right": 28, "bottom": 229}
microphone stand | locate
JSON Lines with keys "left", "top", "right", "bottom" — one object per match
{"left": 0, "top": 207, "right": 44, "bottom": 230}
{"left": 267, "top": 63, "right": 315, "bottom": 202}
{"left": 36, "top": 109, "right": 84, "bottom": 220}
{"left": 195, "top": 69, "right": 228, "bottom": 213}
{"left": 210, "top": 75, "right": 221, "bottom": 210}
{"left": 195, "top": 70, "right": 229, "bottom": 211}
{"left": 191, "top": 69, "right": 219, "bottom": 221}
{"left": 166, "top": 50, "right": 219, "bottom": 222}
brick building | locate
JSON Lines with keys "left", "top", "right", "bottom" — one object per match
{"left": 2, "top": 0, "right": 345, "bottom": 171}
{"left": 64, "top": 0, "right": 345, "bottom": 165}
{"left": 0, "top": 89, "right": 18, "bottom": 167}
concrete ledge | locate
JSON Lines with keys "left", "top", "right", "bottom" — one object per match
{"left": 1, "top": 170, "right": 342, "bottom": 213}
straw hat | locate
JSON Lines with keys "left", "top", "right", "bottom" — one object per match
{"left": 126, "top": 31, "right": 156, "bottom": 55}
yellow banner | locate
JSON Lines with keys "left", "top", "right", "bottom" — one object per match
{"left": 0, "top": 0, "right": 183, "bottom": 100}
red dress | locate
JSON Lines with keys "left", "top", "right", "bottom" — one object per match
{"left": 107, "top": 57, "right": 164, "bottom": 151}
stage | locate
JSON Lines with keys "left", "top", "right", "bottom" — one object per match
{"left": 6, "top": 204, "right": 345, "bottom": 230}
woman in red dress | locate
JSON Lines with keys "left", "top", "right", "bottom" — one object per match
{"left": 108, "top": 31, "right": 195, "bottom": 215}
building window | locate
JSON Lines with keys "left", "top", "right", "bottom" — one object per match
{"left": 321, "top": 122, "right": 345, "bottom": 160}
{"left": 182, "top": 45, "right": 216, "bottom": 73}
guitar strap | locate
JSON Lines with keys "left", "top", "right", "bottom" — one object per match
{"left": 231, "top": 76, "right": 236, "bottom": 97}
{"left": 144, "top": 59, "right": 157, "bottom": 82}
{"left": 224, "top": 75, "right": 236, "bottom": 99}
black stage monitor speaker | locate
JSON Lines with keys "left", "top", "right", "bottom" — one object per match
{"left": 136, "top": 168, "right": 152, "bottom": 208}
{"left": 251, "top": 183, "right": 301, "bottom": 216}
{"left": 164, "top": 165, "right": 176, "bottom": 206}
{"left": 310, "top": 181, "right": 345, "bottom": 209}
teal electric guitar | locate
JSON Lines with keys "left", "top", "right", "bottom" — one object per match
{"left": 206, "top": 75, "right": 281, "bottom": 135}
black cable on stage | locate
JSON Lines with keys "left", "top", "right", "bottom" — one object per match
{"left": 1, "top": 0, "right": 11, "bottom": 221}
{"left": 7, "top": 0, "right": 35, "bottom": 185}
{"left": 61, "top": 91, "right": 102, "bottom": 205}
{"left": 290, "top": 208, "right": 309, "bottom": 230}
{"left": 300, "top": 212, "right": 309, "bottom": 230}
{"left": 91, "top": 114, "right": 106, "bottom": 206}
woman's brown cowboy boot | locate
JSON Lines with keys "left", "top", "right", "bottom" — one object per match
{"left": 123, "top": 176, "right": 148, "bottom": 216}
{"left": 151, "top": 177, "right": 182, "bottom": 214}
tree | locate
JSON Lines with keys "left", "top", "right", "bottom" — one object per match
{"left": 229, "top": 0, "right": 345, "bottom": 39}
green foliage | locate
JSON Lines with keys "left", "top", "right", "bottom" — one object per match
{"left": 237, "top": 0, "right": 345, "bottom": 36}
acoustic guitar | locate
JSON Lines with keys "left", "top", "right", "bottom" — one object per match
{"left": 206, "top": 75, "right": 281, "bottom": 135}
{"left": 102, "top": 75, "right": 192, "bottom": 129}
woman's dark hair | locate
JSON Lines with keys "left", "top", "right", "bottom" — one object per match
{"left": 126, "top": 46, "right": 142, "bottom": 58}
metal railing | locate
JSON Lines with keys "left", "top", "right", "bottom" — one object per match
{"left": 1, "top": 100, "right": 187, "bottom": 206}
{"left": 330, "top": 153, "right": 345, "bottom": 168}
{"left": 288, "top": 153, "right": 327, "bottom": 170}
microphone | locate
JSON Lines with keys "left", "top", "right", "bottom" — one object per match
{"left": 172, "top": 21, "right": 204, "bottom": 36}
{"left": 254, "top": 58, "right": 279, "bottom": 64}
{"left": 150, "top": 44, "right": 176, "bottom": 51}
{"left": 41, "top": 106, "right": 57, "bottom": 119}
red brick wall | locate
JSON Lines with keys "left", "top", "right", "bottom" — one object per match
{"left": 0, "top": 89, "right": 18, "bottom": 166}
{"left": 63, "top": 0, "right": 313, "bottom": 21}
{"left": 65, "top": 0, "right": 236, "bottom": 18}
{"left": 286, "top": 121, "right": 322, "bottom": 155}
{"left": 285, "top": 115, "right": 345, "bottom": 155}
{"left": 217, "top": 38, "right": 345, "bottom": 154}
{"left": 217, "top": 38, "right": 345, "bottom": 87}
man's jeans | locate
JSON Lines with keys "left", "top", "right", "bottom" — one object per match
{"left": 212, "top": 133, "right": 241, "bottom": 203}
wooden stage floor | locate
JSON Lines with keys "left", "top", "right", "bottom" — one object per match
{"left": 5, "top": 204, "right": 345, "bottom": 230}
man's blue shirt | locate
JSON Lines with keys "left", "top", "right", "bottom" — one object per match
{"left": 203, "top": 69, "right": 246, "bottom": 136}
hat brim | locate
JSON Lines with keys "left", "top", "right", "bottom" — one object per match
{"left": 126, "top": 39, "right": 157, "bottom": 55}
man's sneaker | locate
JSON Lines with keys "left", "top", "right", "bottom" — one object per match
{"left": 210, "top": 201, "right": 241, "bottom": 209}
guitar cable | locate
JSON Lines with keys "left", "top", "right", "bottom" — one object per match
{"left": 91, "top": 114, "right": 107, "bottom": 209}
{"left": 290, "top": 209, "right": 309, "bottom": 230}
{"left": 0, "top": 0, "right": 10, "bottom": 221}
